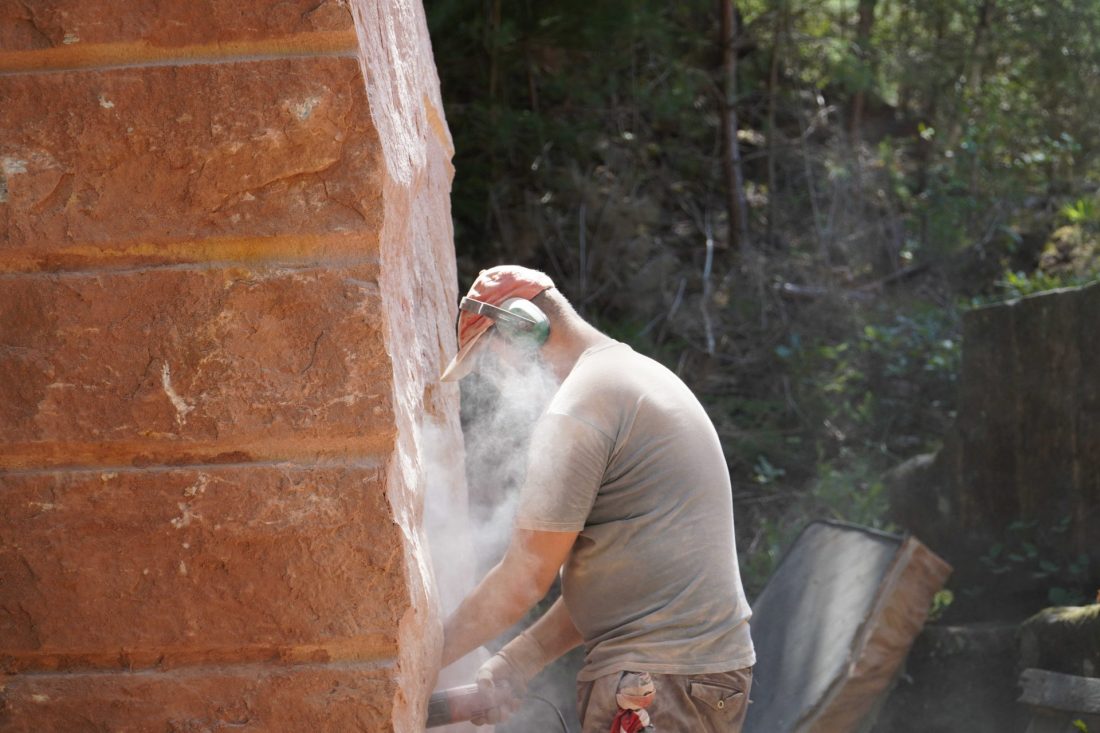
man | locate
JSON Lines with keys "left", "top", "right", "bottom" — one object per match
{"left": 439, "top": 265, "right": 755, "bottom": 732}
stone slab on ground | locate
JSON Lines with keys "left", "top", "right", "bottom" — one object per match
{"left": 1019, "top": 605, "right": 1100, "bottom": 678}
{"left": 743, "top": 520, "right": 951, "bottom": 733}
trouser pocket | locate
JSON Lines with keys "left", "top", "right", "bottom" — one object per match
{"left": 687, "top": 667, "right": 753, "bottom": 725}
{"left": 689, "top": 679, "right": 745, "bottom": 715}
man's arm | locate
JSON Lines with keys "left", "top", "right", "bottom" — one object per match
{"left": 441, "top": 528, "right": 578, "bottom": 668}
{"left": 524, "top": 594, "right": 583, "bottom": 661}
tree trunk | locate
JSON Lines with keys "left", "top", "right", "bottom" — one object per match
{"left": 946, "top": 0, "right": 995, "bottom": 153}
{"left": 720, "top": 0, "right": 750, "bottom": 252}
{"left": 766, "top": 2, "right": 786, "bottom": 245}
{"left": 849, "top": 0, "right": 877, "bottom": 145}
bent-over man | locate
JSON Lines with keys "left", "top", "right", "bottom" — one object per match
{"left": 438, "top": 265, "right": 755, "bottom": 732}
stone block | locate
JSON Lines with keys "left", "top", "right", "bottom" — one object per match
{"left": 1012, "top": 291, "right": 1080, "bottom": 518}
{"left": 0, "top": 265, "right": 392, "bottom": 469}
{"left": 957, "top": 304, "right": 1018, "bottom": 523}
{"left": 955, "top": 282, "right": 1099, "bottom": 559}
{"left": 0, "top": 56, "right": 381, "bottom": 272}
{"left": 0, "top": 1, "right": 460, "bottom": 730}
{"left": 0, "top": 0, "right": 352, "bottom": 53}
{"left": 0, "top": 662, "right": 396, "bottom": 732}
{"left": 1073, "top": 285, "right": 1100, "bottom": 554}
{"left": 0, "top": 465, "right": 406, "bottom": 672}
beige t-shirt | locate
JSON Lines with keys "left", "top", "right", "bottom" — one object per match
{"left": 516, "top": 341, "right": 756, "bottom": 681}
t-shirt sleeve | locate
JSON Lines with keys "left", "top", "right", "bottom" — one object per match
{"left": 514, "top": 411, "right": 613, "bottom": 532}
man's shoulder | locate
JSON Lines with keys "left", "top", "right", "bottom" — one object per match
{"left": 550, "top": 341, "right": 693, "bottom": 429}
{"left": 571, "top": 341, "right": 668, "bottom": 381}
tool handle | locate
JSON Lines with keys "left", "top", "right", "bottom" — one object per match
{"left": 426, "top": 684, "right": 494, "bottom": 728}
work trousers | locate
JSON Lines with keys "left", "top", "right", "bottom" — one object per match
{"left": 577, "top": 667, "right": 753, "bottom": 732}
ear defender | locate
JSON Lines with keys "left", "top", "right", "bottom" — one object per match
{"left": 459, "top": 296, "right": 550, "bottom": 346}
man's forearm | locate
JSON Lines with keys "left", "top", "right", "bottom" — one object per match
{"left": 441, "top": 560, "right": 542, "bottom": 668}
{"left": 441, "top": 528, "right": 579, "bottom": 670}
{"left": 525, "top": 595, "right": 582, "bottom": 662}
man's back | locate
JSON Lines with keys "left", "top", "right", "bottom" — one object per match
{"left": 516, "top": 341, "right": 755, "bottom": 681}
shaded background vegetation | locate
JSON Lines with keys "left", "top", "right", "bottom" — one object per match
{"left": 427, "top": 0, "right": 1100, "bottom": 603}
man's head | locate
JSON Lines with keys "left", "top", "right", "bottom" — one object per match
{"left": 440, "top": 265, "right": 555, "bottom": 382}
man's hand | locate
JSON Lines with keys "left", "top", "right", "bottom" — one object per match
{"left": 470, "top": 654, "right": 523, "bottom": 725}
{"left": 469, "top": 630, "right": 553, "bottom": 726}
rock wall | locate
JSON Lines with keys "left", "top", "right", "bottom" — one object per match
{"left": 0, "top": 2, "right": 461, "bottom": 730}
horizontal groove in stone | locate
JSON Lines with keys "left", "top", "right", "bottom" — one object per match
{"left": 2, "top": 637, "right": 398, "bottom": 676}
{"left": 0, "top": 456, "right": 386, "bottom": 478}
{"left": 0, "top": 31, "right": 359, "bottom": 75}
{"left": 7, "top": 658, "right": 396, "bottom": 681}
{"left": 0, "top": 434, "right": 395, "bottom": 473}
{"left": 9, "top": 658, "right": 396, "bottom": 680}
{"left": 0, "top": 233, "right": 382, "bottom": 276}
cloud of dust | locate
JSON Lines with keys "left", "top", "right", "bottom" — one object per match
{"left": 422, "top": 339, "right": 561, "bottom": 616}
{"left": 420, "top": 341, "right": 582, "bottom": 727}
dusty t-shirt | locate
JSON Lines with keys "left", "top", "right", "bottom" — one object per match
{"left": 515, "top": 341, "right": 756, "bottom": 681}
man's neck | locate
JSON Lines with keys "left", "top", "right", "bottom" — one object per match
{"left": 543, "top": 321, "right": 613, "bottom": 382}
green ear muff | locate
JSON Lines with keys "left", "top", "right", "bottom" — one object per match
{"left": 498, "top": 297, "right": 550, "bottom": 346}
{"left": 459, "top": 296, "right": 550, "bottom": 346}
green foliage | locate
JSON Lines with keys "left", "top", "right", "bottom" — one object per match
{"left": 978, "top": 518, "right": 1092, "bottom": 606}
{"left": 996, "top": 269, "right": 1076, "bottom": 300}
{"left": 928, "top": 589, "right": 955, "bottom": 622}
{"left": 1060, "top": 197, "right": 1100, "bottom": 226}
{"left": 810, "top": 456, "right": 893, "bottom": 528}
{"left": 740, "top": 515, "right": 799, "bottom": 598}
{"left": 968, "top": 266, "right": 1100, "bottom": 306}
{"left": 781, "top": 306, "right": 960, "bottom": 464}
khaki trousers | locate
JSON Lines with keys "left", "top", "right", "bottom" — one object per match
{"left": 577, "top": 667, "right": 753, "bottom": 733}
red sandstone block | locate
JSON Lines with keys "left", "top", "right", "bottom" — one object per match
{"left": 0, "top": 0, "right": 352, "bottom": 52}
{"left": 0, "top": 465, "right": 408, "bottom": 671}
{"left": 0, "top": 56, "right": 382, "bottom": 271}
{"left": 0, "top": 265, "right": 393, "bottom": 468}
{"left": 0, "top": 661, "right": 398, "bottom": 732}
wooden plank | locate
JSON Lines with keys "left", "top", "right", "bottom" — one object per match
{"left": 1019, "top": 668, "right": 1100, "bottom": 714}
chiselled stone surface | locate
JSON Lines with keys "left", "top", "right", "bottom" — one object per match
{"left": 0, "top": 0, "right": 462, "bottom": 730}
{"left": 0, "top": 265, "right": 391, "bottom": 469}
{"left": 0, "top": 662, "right": 395, "bottom": 732}
{"left": 0, "top": 466, "right": 403, "bottom": 672}
{"left": 0, "top": 0, "right": 352, "bottom": 52}
{"left": 347, "top": 2, "right": 461, "bottom": 728}
{"left": 0, "top": 56, "right": 381, "bottom": 272}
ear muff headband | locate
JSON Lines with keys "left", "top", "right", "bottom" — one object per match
{"left": 460, "top": 296, "right": 550, "bottom": 346}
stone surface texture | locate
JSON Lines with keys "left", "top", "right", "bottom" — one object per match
{"left": 0, "top": 2, "right": 463, "bottom": 731}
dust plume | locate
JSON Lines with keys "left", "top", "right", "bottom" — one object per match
{"left": 423, "top": 340, "right": 561, "bottom": 613}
